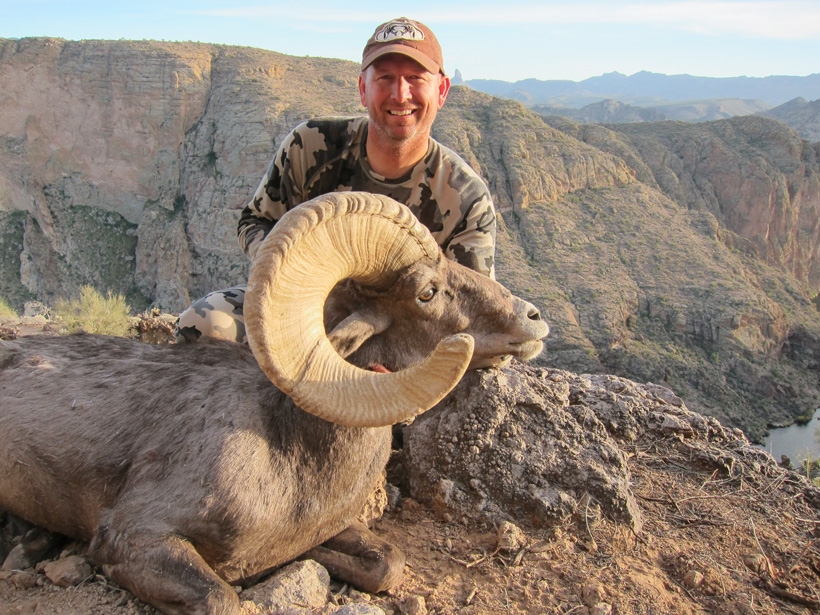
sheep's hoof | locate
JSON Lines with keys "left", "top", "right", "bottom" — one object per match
{"left": 301, "top": 521, "right": 405, "bottom": 593}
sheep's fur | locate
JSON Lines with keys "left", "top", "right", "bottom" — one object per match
{"left": 0, "top": 240, "right": 548, "bottom": 615}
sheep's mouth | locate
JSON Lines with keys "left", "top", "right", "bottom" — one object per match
{"left": 467, "top": 339, "right": 545, "bottom": 370}
{"left": 512, "top": 339, "right": 544, "bottom": 360}
{"left": 469, "top": 354, "right": 512, "bottom": 369}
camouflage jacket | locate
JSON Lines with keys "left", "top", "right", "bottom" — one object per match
{"left": 238, "top": 116, "right": 497, "bottom": 278}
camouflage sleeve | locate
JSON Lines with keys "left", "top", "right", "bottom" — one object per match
{"left": 445, "top": 191, "right": 497, "bottom": 280}
{"left": 237, "top": 126, "right": 309, "bottom": 260}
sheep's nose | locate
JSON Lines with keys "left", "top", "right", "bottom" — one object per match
{"left": 516, "top": 298, "right": 550, "bottom": 339}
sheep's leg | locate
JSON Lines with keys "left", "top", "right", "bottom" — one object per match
{"left": 90, "top": 531, "right": 241, "bottom": 615}
{"left": 302, "top": 520, "right": 405, "bottom": 593}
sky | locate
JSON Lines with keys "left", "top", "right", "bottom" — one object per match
{"left": 2, "top": 0, "right": 819, "bottom": 83}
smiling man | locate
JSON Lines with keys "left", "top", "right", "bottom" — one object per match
{"left": 176, "top": 17, "right": 497, "bottom": 343}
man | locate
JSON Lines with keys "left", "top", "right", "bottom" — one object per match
{"left": 176, "top": 17, "right": 497, "bottom": 343}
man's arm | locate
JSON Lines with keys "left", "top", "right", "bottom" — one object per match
{"left": 238, "top": 161, "right": 279, "bottom": 261}
{"left": 237, "top": 129, "right": 307, "bottom": 260}
{"left": 445, "top": 191, "right": 497, "bottom": 280}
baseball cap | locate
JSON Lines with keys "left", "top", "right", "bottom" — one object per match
{"left": 361, "top": 17, "right": 444, "bottom": 75}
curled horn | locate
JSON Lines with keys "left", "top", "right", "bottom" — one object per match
{"left": 244, "top": 192, "right": 475, "bottom": 428}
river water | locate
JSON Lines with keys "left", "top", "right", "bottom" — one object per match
{"left": 760, "top": 409, "right": 820, "bottom": 464}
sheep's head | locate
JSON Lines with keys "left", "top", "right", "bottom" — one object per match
{"left": 245, "top": 192, "right": 548, "bottom": 429}
{"left": 324, "top": 255, "right": 548, "bottom": 373}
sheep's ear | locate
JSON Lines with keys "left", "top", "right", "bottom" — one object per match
{"left": 327, "top": 311, "right": 392, "bottom": 359}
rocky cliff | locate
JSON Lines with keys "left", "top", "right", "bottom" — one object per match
{"left": 2, "top": 38, "right": 820, "bottom": 439}
{"left": 545, "top": 115, "right": 820, "bottom": 291}
{"left": 0, "top": 37, "right": 363, "bottom": 311}
{"left": 761, "top": 97, "right": 820, "bottom": 142}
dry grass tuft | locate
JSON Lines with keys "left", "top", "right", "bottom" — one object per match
{"left": 0, "top": 296, "right": 17, "bottom": 321}
{"left": 53, "top": 286, "right": 132, "bottom": 337}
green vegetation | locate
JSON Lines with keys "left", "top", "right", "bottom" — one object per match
{"left": 800, "top": 455, "right": 820, "bottom": 487}
{"left": 0, "top": 296, "right": 17, "bottom": 320}
{"left": 54, "top": 286, "right": 132, "bottom": 337}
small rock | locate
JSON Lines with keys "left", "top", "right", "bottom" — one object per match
{"left": 0, "top": 324, "right": 19, "bottom": 340}
{"left": 43, "top": 555, "right": 92, "bottom": 587}
{"left": 581, "top": 583, "right": 607, "bottom": 607}
{"left": 400, "top": 595, "right": 427, "bottom": 615}
{"left": 2, "top": 545, "right": 30, "bottom": 571}
{"left": 385, "top": 483, "right": 402, "bottom": 510}
{"left": 348, "top": 589, "right": 372, "bottom": 602}
{"left": 661, "top": 415, "right": 693, "bottom": 436}
{"left": 683, "top": 570, "right": 704, "bottom": 589}
{"left": 9, "top": 571, "right": 38, "bottom": 590}
{"left": 331, "top": 604, "right": 386, "bottom": 615}
{"left": 743, "top": 552, "right": 768, "bottom": 574}
{"left": 589, "top": 603, "right": 612, "bottom": 615}
{"left": 496, "top": 521, "right": 526, "bottom": 552}
{"left": 240, "top": 560, "right": 330, "bottom": 611}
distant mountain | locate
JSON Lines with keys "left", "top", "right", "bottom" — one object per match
{"left": 760, "top": 97, "right": 820, "bottom": 141}
{"left": 465, "top": 71, "right": 820, "bottom": 109}
{"left": 533, "top": 98, "right": 773, "bottom": 125}
{"left": 648, "top": 98, "right": 771, "bottom": 122}
{"left": 532, "top": 100, "right": 666, "bottom": 124}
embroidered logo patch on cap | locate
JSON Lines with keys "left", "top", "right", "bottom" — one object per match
{"left": 375, "top": 20, "right": 425, "bottom": 43}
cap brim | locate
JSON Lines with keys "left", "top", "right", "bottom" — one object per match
{"left": 362, "top": 45, "right": 441, "bottom": 75}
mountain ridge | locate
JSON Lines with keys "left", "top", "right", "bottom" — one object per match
{"left": 2, "top": 37, "right": 820, "bottom": 441}
{"left": 465, "top": 70, "right": 820, "bottom": 109}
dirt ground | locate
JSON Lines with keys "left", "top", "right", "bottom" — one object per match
{"left": 2, "top": 319, "right": 820, "bottom": 614}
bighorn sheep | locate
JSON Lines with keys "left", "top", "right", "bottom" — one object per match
{"left": 0, "top": 192, "right": 549, "bottom": 615}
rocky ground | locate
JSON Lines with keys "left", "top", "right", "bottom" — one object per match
{"left": 2, "top": 318, "right": 820, "bottom": 614}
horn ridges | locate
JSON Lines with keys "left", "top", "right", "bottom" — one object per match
{"left": 244, "top": 192, "right": 473, "bottom": 427}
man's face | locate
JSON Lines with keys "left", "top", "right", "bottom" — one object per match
{"left": 359, "top": 54, "right": 450, "bottom": 149}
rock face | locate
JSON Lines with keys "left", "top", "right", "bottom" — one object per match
{"left": 548, "top": 115, "right": 820, "bottom": 291}
{"left": 404, "top": 364, "right": 641, "bottom": 530}
{"left": 0, "top": 37, "right": 362, "bottom": 311}
{"left": 528, "top": 115, "right": 820, "bottom": 437}
{"left": 403, "top": 362, "right": 766, "bottom": 533}
{"left": 761, "top": 97, "right": 820, "bottom": 142}
{"left": 2, "top": 38, "right": 820, "bottom": 438}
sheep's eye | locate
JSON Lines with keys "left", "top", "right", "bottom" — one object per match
{"left": 419, "top": 288, "right": 436, "bottom": 302}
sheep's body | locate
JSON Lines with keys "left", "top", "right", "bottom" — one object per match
{"left": 0, "top": 194, "right": 549, "bottom": 615}
{"left": 1, "top": 335, "right": 394, "bottom": 613}
{"left": 0, "top": 335, "right": 388, "bottom": 583}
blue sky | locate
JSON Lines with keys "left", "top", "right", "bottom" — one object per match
{"left": 2, "top": 0, "right": 819, "bottom": 82}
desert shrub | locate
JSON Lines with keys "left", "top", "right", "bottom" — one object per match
{"left": 54, "top": 286, "right": 132, "bottom": 337}
{"left": 800, "top": 455, "right": 820, "bottom": 488}
{"left": 0, "top": 296, "right": 16, "bottom": 321}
